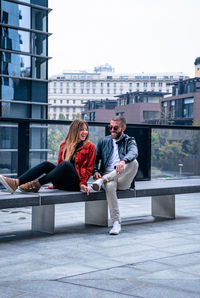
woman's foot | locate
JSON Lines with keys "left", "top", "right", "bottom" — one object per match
{"left": 19, "top": 181, "right": 41, "bottom": 193}
{"left": 0, "top": 175, "right": 18, "bottom": 194}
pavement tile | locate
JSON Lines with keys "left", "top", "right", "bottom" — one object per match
{"left": 124, "top": 283, "right": 200, "bottom": 298}
{"left": 0, "top": 286, "right": 26, "bottom": 298}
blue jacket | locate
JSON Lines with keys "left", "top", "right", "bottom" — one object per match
{"left": 94, "top": 134, "right": 138, "bottom": 174}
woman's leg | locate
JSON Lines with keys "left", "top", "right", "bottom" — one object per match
{"left": 18, "top": 161, "right": 56, "bottom": 185}
{"left": 39, "top": 161, "right": 80, "bottom": 191}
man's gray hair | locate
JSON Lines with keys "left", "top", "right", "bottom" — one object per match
{"left": 112, "top": 115, "right": 126, "bottom": 126}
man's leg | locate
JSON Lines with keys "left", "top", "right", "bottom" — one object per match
{"left": 117, "top": 159, "right": 138, "bottom": 190}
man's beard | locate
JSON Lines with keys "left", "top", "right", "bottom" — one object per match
{"left": 111, "top": 130, "right": 123, "bottom": 140}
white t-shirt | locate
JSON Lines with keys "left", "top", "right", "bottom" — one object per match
{"left": 105, "top": 139, "right": 120, "bottom": 172}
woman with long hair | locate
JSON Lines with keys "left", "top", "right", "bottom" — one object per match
{"left": 0, "top": 120, "right": 96, "bottom": 195}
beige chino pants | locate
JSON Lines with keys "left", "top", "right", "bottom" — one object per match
{"left": 102, "top": 159, "right": 138, "bottom": 223}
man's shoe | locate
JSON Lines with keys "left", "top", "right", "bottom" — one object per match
{"left": 0, "top": 175, "right": 18, "bottom": 194}
{"left": 91, "top": 178, "right": 103, "bottom": 191}
{"left": 109, "top": 221, "right": 121, "bottom": 235}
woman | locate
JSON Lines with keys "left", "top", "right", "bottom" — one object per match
{"left": 0, "top": 120, "right": 96, "bottom": 195}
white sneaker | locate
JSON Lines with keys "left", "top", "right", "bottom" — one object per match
{"left": 109, "top": 221, "right": 121, "bottom": 235}
{"left": 92, "top": 179, "right": 103, "bottom": 191}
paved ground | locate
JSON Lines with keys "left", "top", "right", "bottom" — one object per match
{"left": 0, "top": 193, "right": 200, "bottom": 297}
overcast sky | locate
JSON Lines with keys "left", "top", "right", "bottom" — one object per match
{"left": 48, "top": 0, "right": 200, "bottom": 77}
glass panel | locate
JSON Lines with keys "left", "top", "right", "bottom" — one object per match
{"left": 151, "top": 128, "right": 200, "bottom": 179}
{"left": 1, "top": 102, "right": 30, "bottom": 118}
{"left": 30, "top": 124, "right": 48, "bottom": 167}
{"left": 1, "top": 51, "right": 31, "bottom": 78}
{"left": 31, "top": 104, "right": 47, "bottom": 119}
{"left": 31, "top": 0, "right": 48, "bottom": 7}
{"left": 32, "top": 57, "right": 47, "bottom": 79}
{"left": 1, "top": 27, "right": 30, "bottom": 52}
{"left": 32, "top": 8, "right": 47, "bottom": 32}
{"left": 31, "top": 81, "right": 47, "bottom": 103}
{"left": 1, "top": 1, "right": 30, "bottom": 29}
{"left": 0, "top": 123, "right": 18, "bottom": 177}
{"left": 1, "top": 77, "right": 31, "bottom": 101}
{"left": 32, "top": 32, "right": 47, "bottom": 56}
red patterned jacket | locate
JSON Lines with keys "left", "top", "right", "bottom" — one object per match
{"left": 57, "top": 140, "right": 96, "bottom": 187}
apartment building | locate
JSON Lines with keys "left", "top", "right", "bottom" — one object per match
{"left": 48, "top": 64, "right": 188, "bottom": 120}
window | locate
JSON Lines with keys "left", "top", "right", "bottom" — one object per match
{"left": 60, "top": 100, "right": 63, "bottom": 104}
{"left": 161, "top": 101, "right": 168, "bottom": 117}
{"left": 143, "top": 82, "right": 147, "bottom": 87}
{"left": 80, "top": 81, "right": 84, "bottom": 87}
{"left": 158, "top": 82, "right": 162, "bottom": 87}
{"left": 66, "top": 100, "right": 69, "bottom": 104}
{"left": 66, "top": 107, "right": 69, "bottom": 112}
{"left": 92, "top": 82, "right": 96, "bottom": 87}
{"left": 60, "top": 82, "right": 63, "bottom": 87}
{"left": 54, "top": 89, "right": 56, "bottom": 94}
{"left": 87, "top": 89, "right": 90, "bottom": 94}
{"left": 101, "top": 89, "right": 103, "bottom": 94}
{"left": 151, "top": 82, "right": 155, "bottom": 87}
{"left": 107, "top": 89, "right": 110, "bottom": 94}
{"left": 66, "top": 114, "right": 69, "bottom": 120}
{"left": 100, "top": 82, "right": 104, "bottom": 87}
{"left": 136, "top": 83, "right": 140, "bottom": 88}
{"left": 53, "top": 107, "right": 56, "bottom": 112}
{"left": 54, "top": 82, "right": 56, "bottom": 87}
{"left": 81, "top": 89, "right": 84, "bottom": 94}
{"left": 60, "top": 89, "right": 63, "bottom": 94}
{"left": 120, "top": 89, "right": 123, "bottom": 94}
{"left": 113, "top": 89, "right": 116, "bottom": 94}
{"left": 66, "top": 82, "right": 69, "bottom": 87}
{"left": 66, "top": 89, "right": 69, "bottom": 94}
{"left": 73, "top": 82, "right": 76, "bottom": 87}
{"left": 73, "top": 107, "right": 76, "bottom": 112}
{"left": 107, "top": 83, "right": 110, "bottom": 87}
{"left": 81, "top": 100, "right": 84, "bottom": 104}
{"left": 113, "top": 82, "right": 117, "bottom": 87}
{"left": 169, "top": 100, "right": 175, "bottom": 118}
{"left": 73, "top": 100, "right": 75, "bottom": 104}
{"left": 86, "top": 81, "right": 90, "bottom": 87}
{"left": 53, "top": 99, "right": 56, "bottom": 103}
{"left": 183, "top": 98, "right": 194, "bottom": 118}
{"left": 60, "top": 107, "right": 63, "bottom": 112}
{"left": 73, "top": 89, "right": 76, "bottom": 94}
{"left": 93, "top": 89, "right": 95, "bottom": 94}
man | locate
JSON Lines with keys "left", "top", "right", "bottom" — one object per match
{"left": 92, "top": 115, "right": 138, "bottom": 235}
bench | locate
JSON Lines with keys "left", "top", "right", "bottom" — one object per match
{"left": 0, "top": 178, "right": 200, "bottom": 234}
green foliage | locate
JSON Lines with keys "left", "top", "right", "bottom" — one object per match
{"left": 158, "top": 141, "right": 187, "bottom": 170}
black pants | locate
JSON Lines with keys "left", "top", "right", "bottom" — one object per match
{"left": 18, "top": 161, "right": 80, "bottom": 191}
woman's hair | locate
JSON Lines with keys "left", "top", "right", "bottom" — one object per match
{"left": 62, "top": 120, "right": 89, "bottom": 161}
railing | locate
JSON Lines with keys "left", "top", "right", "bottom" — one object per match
{"left": 1, "top": 117, "right": 200, "bottom": 181}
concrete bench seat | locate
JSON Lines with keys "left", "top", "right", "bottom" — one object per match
{"left": 0, "top": 178, "right": 200, "bottom": 234}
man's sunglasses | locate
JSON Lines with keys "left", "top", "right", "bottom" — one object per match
{"left": 108, "top": 125, "right": 119, "bottom": 131}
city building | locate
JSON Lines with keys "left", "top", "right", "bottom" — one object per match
{"left": 160, "top": 77, "right": 200, "bottom": 125}
{"left": 82, "top": 99, "right": 117, "bottom": 122}
{"left": 0, "top": 0, "right": 51, "bottom": 176}
{"left": 115, "top": 91, "right": 167, "bottom": 124}
{"left": 48, "top": 64, "right": 188, "bottom": 120}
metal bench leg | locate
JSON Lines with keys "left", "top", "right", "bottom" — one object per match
{"left": 85, "top": 200, "right": 109, "bottom": 226}
{"left": 32, "top": 205, "right": 55, "bottom": 234}
{"left": 151, "top": 195, "right": 175, "bottom": 219}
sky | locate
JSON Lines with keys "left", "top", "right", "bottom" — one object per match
{"left": 48, "top": 0, "right": 200, "bottom": 77}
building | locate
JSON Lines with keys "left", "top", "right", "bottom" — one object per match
{"left": 115, "top": 91, "right": 166, "bottom": 124}
{"left": 160, "top": 77, "right": 200, "bottom": 125}
{"left": 48, "top": 64, "right": 188, "bottom": 120}
{"left": 82, "top": 99, "right": 117, "bottom": 122}
{"left": 0, "top": 0, "right": 51, "bottom": 175}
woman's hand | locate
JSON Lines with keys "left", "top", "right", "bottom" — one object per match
{"left": 80, "top": 184, "right": 90, "bottom": 196}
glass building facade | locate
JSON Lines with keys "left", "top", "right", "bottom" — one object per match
{"left": 0, "top": 0, "right": 51, "bottom": 177}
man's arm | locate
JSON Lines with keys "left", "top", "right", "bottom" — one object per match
{"left": 123, "top": 138, "right": 138, "bottom": 163}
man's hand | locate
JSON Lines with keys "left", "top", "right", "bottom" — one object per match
{"left": 116, "top": 160, "right": 125, "bottom": 174}
{"left": 80, "top": 184, "right": 90, "bottom": 196}
{"left": 93, "top": 172, "right": 102, "bottom": 180}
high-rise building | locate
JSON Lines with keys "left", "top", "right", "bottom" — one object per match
{"left": 0, "top": 0, "right": 51, "bottom": 177}
{"left": 48, "top": 64, "right": 189, "bottom": 120}
{"left": 0, "top": 0, "right": 51, "bottom": 118}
